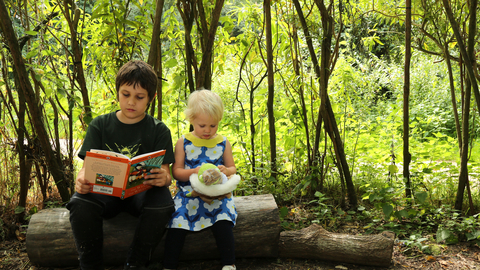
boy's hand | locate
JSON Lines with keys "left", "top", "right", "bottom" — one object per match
{"left": 75, "top": 178, "right": 92, "bottom": 194}
{"left": 144, "top": 167, "right": 172, "bottom": 187}
{"left": 75, "top": 166, "right": 92, "bottom": 194}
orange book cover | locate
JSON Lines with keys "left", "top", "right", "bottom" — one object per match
{"left": 83, "top": 149, "right": 166, "bottom": 199}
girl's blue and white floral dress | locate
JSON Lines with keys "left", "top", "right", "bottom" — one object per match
{"left": 168, "top": 133, "right": 237, "bottom": 231}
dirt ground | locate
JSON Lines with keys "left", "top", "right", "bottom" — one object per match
{"left": 2, "top": 238, "right": 480, "bottom": 270}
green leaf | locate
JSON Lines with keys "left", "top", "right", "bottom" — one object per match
{"left": 394, "top": 209, "right": 408, "bottom": 219}
{"left": 415, "top": 191, "right": 428, "bottom": 204}
{"left": 382, "top": 203, "right": 393, "bottom": 218}
{"left": 388, "top": 164, "right": 398, "bottom": 173}
{"left": 466, "top": 231, "right": 480, "bottom": 241}
{"left": 408, "top": 209, "right": 418, "bottom": 217}
{"left": 279, "top": 206, "right": 288, "bottom": 219}
{"left": 422, "top": 168, "right": 433, "bottom": 173}
{"left": 165, "top": 58, "right": 178, "bottom": 68}
{"left": 25, "top": 49, "right": 39, "bottom": 59}
{"left": 15, "top": 206, "right": 25, "bottom": 214}
{"left": 25, "top": 30, "right": 38, "bottom": 36}
{"left": 436, "top": 228, "right": 458, "bottom": 244}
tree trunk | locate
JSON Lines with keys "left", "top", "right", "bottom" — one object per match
{"left": 403, "top": 0, "right": 412, "bottom": 198}
{"left": 16, "top": 88, "right": 29, "bottom": 222}
{"left": 444, "top": 46, "right": 462, "bottom": 148}
{"left": 26, "top": 194, "right": 394, "bottom": 268}
{"left": 442, "top": 0, "right": 478, "bottom": 211}
{"left": 264, "top": 0, "right": 277, "bottom": 180}
{"left": 147, "top": 0, "right": 165, "bottom": 120}
{"left": 177, "top": 0, "right": 196, "bottom": 93}
{"left": 0, "top": 0, "right": 71, "bottom": 202}
{"left": 62, "top": 0, "right": 92, "bottom": 122}
{"left": 295, "top": 0, "right": 357, "bottom": 207}
{"left": 461, "top": 0, "right": 477, "bottom": 214}
{"left": 196, "top": 0, "right": 224, "bottom": 90}
{"left": 291, "top": 26, "right": 312, "bottom": 167}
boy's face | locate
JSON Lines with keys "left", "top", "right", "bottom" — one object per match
{"left": 191, "top": 113, "right": 219, "bottom": 140}
{"left": 116, "top": 83, "right": 150, "bottom": 124}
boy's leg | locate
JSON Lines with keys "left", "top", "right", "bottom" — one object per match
{"left": 67, "top": 193, "right": 123, "bottom": 270}
{"left": 162, "top": 228, "right": 188, "bottom": 269}
{"left": 211, "top": 220, "right": 235, "bottom": 266}
{"left": 124, "top": 187, "right": 174, "bottom": 268}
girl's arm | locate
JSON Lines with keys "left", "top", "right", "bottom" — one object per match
{"left": 172, "top": 137, "right": 200, "bottom": 182}
{"left": 218, "top": 139, "right": 236, "bottom": 176}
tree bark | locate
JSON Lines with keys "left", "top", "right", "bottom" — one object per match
{"left": 27, "top": 194, "right": 394, "bottom": 268}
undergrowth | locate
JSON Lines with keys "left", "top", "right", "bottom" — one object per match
{"left": 272, "top": 174, "right": 480, "bottom": 257}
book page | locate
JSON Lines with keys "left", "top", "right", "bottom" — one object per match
{"left": 84, "top": 156, "right": 129, "bottom": 189}
{"left": 89, "top": 149, "right": 130, "bottom": 159}
{"left": 126, "top": 152, "right": 165, "bottom": 189}
{"left": 132, "top": 149, "right": 166, "bottom": 160}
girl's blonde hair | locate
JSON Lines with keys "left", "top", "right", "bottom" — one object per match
{"left": 185, "top": 89, "right": 224, "bottom": 123}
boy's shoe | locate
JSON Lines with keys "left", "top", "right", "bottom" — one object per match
{"left": 222, "top": 265, "right": 236, "bottom": 270}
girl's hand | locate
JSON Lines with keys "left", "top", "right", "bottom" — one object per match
{"left": 143, "top": 166, "right": 172, "bottom": 187}
{"left": 217, "top": 165, "right": 231, "bottom": 176}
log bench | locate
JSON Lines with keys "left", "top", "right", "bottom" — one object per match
{"left": 26, "top": 194, "right": 395, "bottom": 267}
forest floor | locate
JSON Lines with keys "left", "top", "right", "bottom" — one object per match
{"left": 1, "top": 230, "right": 480, "bottom": 270}
{"left": 2, "top": 192, "right": 480, "bottom": 270}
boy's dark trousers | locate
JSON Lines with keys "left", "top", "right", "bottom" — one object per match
{"left": 67, "top": 187, "right": 174, "bottom": 270}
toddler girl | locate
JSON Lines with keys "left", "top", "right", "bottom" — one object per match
{"left": 163, "top": 89, "right": 237, "bottom": 270}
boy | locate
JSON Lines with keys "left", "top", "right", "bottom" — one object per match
{"left": 67, "top": 60, "right": 174, "bottom": 270}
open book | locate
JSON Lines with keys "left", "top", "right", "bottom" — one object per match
{"left": 84, "top": 149, "right": 166, "bottom": 199}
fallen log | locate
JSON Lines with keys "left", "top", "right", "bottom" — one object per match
{"left": 279, "top": 223, "right": 395, "bottom": 267}
{"left": 26, "top": 194, "right": 280, "bottom": 267}
{"left": 26, "top": 194, "right": 395, "bottom": 268}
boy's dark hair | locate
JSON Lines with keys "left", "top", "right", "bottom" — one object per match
{"left": 116, "top": 60, "right": 157, "bottom": 101}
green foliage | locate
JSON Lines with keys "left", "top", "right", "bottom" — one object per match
{"left": 2, "top": 1, "right": 480, "bottom": 258}
{"left": 400, "top": 234, "right": 431, "bottom": 255}
{"left": 308, "top": 192, "right": 335, "bottom": 227}
{"left": 435, "top": 210, "right": 480, "bottom": 246}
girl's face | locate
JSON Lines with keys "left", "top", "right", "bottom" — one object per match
{"left": 191, "top": 113, "right": 219, "bottom": 140}
{"left": 116, "top": 83, "right": 150, "bottom": 124}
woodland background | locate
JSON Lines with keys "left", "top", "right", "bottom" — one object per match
{"left": 0, "top": 0, "right": 480, "bottom": 259}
